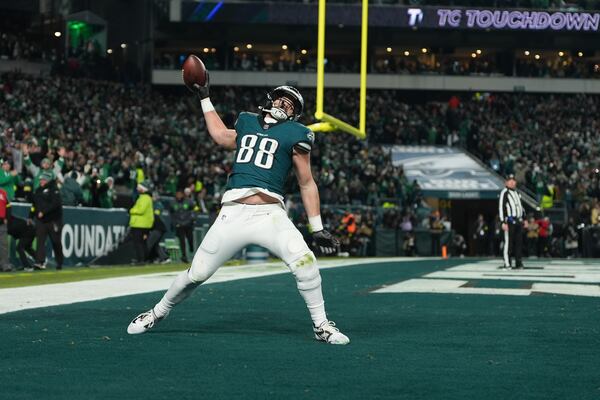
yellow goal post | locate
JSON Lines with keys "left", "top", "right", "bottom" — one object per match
{"left": 307, "top": 0, "right": 368, "bottom": 140}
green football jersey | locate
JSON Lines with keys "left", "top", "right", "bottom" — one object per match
{"left": 226, "top": 112, "right": 314, "bottom": 196}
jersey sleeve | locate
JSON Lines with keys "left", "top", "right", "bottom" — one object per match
{"left": 294, "top": 128, "right": 315, "bottom": 153}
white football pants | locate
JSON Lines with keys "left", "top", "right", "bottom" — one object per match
{"left": 189, "top": 202, "right": 313, "bottom": 280}
{"left": 153, "top": 202, "right": 327, "bottom": 326}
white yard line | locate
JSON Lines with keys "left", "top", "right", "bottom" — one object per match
{"left": 0, "top": 257, "right": 426, "bottom": 315}
{"left": 373, "top": 259, "right": 600, "bottom": 298}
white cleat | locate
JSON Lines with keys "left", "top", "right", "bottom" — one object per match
{"left": 127, "top": 309, "right": 164, "bottom": 335}
{"left": 313, "top": 321, "right": 350, "bottom": 345}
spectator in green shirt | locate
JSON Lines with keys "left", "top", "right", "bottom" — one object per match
{"left": 0, "top": 159, "right": 19, "bottom": 201}
{"left": 22, "top": 145, "right": 66, "bottom": 189}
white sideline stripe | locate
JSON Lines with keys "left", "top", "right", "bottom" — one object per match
{"left": 373, "top": 279, "right": 531, "bottom": 296}
{"left": 0, "top": 257, "right": 428, "bottom": 315}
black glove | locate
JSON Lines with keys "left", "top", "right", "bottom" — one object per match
{"left": 312, "top": 229, "right": 340, "bottom": 255}
{"left": 190, "top": 71, "right": 210, "bottom": 100}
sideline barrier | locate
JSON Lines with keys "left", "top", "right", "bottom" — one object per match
{"left": 375, "top": 228, "right": 453, "bottom": 257}
{"left": 9, "top": 203, "right": 129, "bottom": 267}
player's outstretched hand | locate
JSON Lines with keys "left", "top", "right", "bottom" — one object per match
{"left": 313, "top": 229, "right": 340, "bottom": 255}
{"left": 191, "top": 71, "right": 210, "bottom": 100}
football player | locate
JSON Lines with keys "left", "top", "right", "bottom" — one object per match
{"left": 127, "top": 75, "right": 349, "bottom": 345}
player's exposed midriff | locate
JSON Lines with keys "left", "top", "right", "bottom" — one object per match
{"left": 234, "top": 192, "right": 280, "bottom": 205}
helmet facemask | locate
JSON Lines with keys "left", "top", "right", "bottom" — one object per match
{"left": 270, "top": 96, "right": 296, "bottom": 120}
{"left": 260, "top": 86, "right": 304, "bottom": 122}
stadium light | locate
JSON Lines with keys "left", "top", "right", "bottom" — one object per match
{"left": 281, "top": 44, "right": 288, "bottom": 50}
{"left": 246, "top": 44, "right": 253, "bottom": 49}
{"left": 301, "top": 49, "right": 308, "bottom": 55}
{"left": 121, "top": 43, "right": 127, "bottom": 49}
{"left": 107, "top": 49, "right": 113, "bottom": 54}
{"left": 421, "top": 48, "right": 428, "bottom": 53}
{"left": 524, "top": 50, "right": 530, "bottom": 56}
{"left": 403, "top": 50, "right": 410, "bottom": 56}
{"left": 471, "top": 53, "right": 477, "bottom": 58}
{"left": 578, "top": 51, "right": 584, "bottom": 57}
{"left": 203, "top": 47, "right": 209, "bottom": 53}
{"left": 534, "top": 54, "right": 541, "bottom": 60}
{"left": 558, "top": 51, "right": 565, "bottom": 57}
{"left": 54, "top": 31, "right": 62, "bottom": 38}
{"left": 233, "top": 46, "right": 240, "bottom": 52}
{"left": 210, "top": 48, "right": 216, "bottom": 53}
{"left": 386, "top": 47, "right": 392, "bottom": 53}
{"left": 476, "top": 49, "right": 482, "bottom": 55}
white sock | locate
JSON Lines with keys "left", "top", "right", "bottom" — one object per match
{"left": 153, "top": 269, "right": 199, "bottom": 318}
{"left": 299, "top": 286, "right": 328, "bottom": 327}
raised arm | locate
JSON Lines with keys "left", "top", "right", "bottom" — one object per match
{"left": 187, "top": 72, "right": 236, "bottom": 150}
{"left": 202, "top": 109, "right": 237, "bottom": 150}
{"left": 293, "top": 149, "right": 339, "bottom": 254}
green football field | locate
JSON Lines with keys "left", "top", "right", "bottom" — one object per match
{"left": 1, "top": 258, "right": 599, "bottom": 399}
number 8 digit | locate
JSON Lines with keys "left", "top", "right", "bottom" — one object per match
{"left": 255, "top": 138, "right": 278, "bottom": 169}
{"left": 236, "top": 135, "right": 258, "bottom": 163}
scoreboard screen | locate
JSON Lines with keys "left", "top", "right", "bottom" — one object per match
{"left": 177, "top": 1, "right": 600, "bottom": 33}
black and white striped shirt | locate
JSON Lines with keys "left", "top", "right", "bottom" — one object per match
{"left": 499, "top": 188, "right": 524, "bottom": 222}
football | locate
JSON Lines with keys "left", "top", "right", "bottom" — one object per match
{"left": 182, "top": 54, "right": 207, "bottom": 89}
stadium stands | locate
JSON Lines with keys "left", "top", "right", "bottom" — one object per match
{"left": 3, "top": 69, "right": 599, "bottom": 256}
{"left": 155, "top": 50, "right": 600, "bottom": 79}
{"left": 2, "top": 73, "right": 598, "bottom": 212}
{"left": 0, "top": 74, "right": 413, "bottom": 255}
{"left": 4, "top": 0, "right": 600, "bottom": 257}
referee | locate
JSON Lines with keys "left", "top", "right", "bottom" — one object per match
{"left": 499, "top": 174, "right": 526, "bottom": 269}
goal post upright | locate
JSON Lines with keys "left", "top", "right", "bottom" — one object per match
{"left": 311, "top": 0, "right": 367, "bottom": 140}
{"left": 315, "top": 0, "right": 326, "bottom": 121}
{"left": 359, "top": 0, "right": 368, "bottom": 134}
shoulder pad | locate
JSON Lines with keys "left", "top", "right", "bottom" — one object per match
{"left": 294, "top": 128, "right": 314, "bottom": 153}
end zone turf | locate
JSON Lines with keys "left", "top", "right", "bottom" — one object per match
{"left": 1, "top": 258, "right": 599, "bottom": 399}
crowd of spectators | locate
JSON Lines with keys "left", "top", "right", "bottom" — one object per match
{"left": 461, "top": 92, "right": 600, "bottom": 219}
{"left": 0, "top": 32, "right": 52, "bottom": 62}
{"left": 156, "top": 50, "right": 600, "bottom": 80}
{"left": 5, "top": 71, "right": 600, "bottom": 255}
{"left": 1, "top": 73, "right": 425, "bottom": 255}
